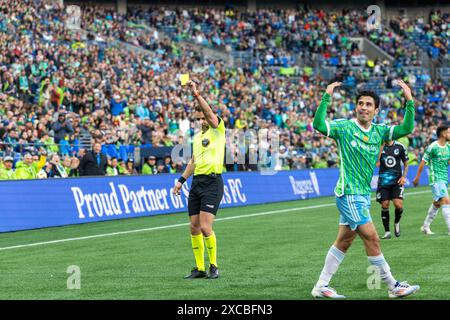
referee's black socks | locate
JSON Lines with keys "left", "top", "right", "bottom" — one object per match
{"left": 381, "top": 209, "right": 390, "bottom": 232}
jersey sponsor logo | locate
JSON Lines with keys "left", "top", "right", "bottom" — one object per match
{"left": 350, "top": 139, "right": 378, "bottom": 152}
{"left": 385, "top": 156, "right": 397, "bottom": 168}
{"left": 202, "top": 138, "right": 210, "bottom": 147}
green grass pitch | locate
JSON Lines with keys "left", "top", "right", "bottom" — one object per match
{"left": 0, "top": 186, "right": 448, "bottom": 300}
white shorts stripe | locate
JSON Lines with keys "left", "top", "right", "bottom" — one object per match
{"left": 347, "top": 196, "right": 359, "bottom": 222}
{"left": 350, "top": 195, "right": 361, "bottom": 222}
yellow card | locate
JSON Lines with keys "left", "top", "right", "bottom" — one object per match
{"left": 180, "top": 74, "right": 189, "bottom": 86}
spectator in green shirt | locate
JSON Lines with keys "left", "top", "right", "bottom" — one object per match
{"left": 106, "top": 157, "right": 120, "bottom": 176}
{"left": 0, "top": 156, "right": 17, "bottom": 180}
{"left": 15, "top": 153, "right": 47, "bottom": 179}
{"left": 142, "top": 156, "right": 157, "bottom": 174}
{"left": 312, "top": 155, "right": 328, "bottom": 169}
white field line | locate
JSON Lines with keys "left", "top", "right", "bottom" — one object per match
{"left": 0, "top": 190, "right": 430, "bottom": 251}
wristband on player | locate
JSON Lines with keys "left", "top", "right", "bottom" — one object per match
{"left": 193, "top": 91, "right": 200, "bottom": 98}
{"left": 178, "top": 176, "right": 186, "bottom": 184}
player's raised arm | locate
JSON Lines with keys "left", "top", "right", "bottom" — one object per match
{"left": 391, "top": 80, "right": 415, "bottom": 140}
{"left": 313, "top": 82, "right": 342, "bottom": 136}
{"left": 187, "top": 80, "right": 219, "bottom": 128}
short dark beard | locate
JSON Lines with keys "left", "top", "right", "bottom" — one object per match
{"left": 356, "top": 116, "right": 373, "bottom": 128}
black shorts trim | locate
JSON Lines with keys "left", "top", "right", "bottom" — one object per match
{"left": 376, "top": 184, "right": 404, "bottom": 203}
{"left": 188, "top": 175, "right": 224, "bottom": 216}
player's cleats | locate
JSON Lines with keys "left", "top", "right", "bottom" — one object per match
{"left": 394, "top": 223, "right": 401, "bottom": 237}
{"left": 381, "top": 232, "right": 391, "bottom": 239}
{"left": 420, "top": 226, "right": 434, "bottom": 235}
{"left": 388, "top": 281, "right": 420, "bottom": 298}
{"left": 311, "top": 286, "right": 346, "bottom": 299}
{"left": 184, "top": 267, "right": 207, "bottom": 279}
{"left": 207, "top": 264, "right": 219, "bottom": 279}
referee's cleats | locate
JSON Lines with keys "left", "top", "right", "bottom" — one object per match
{"left": 207, "top": 264, "right": 219, "bottom": 279}
{"left": 184, "top": 267, "right": 207, "bottom": 279}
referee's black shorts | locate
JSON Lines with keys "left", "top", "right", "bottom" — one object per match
{"left": 376, "top": 184, "right": 404, "bottom": 203}
{"left": 188, "top": 174, "right": 224, "bottom": 216}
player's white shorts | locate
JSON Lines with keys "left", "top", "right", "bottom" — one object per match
{"left": 431, "top": 182, "right": 449, "bottom": 202}
{"left": 336, "top": 195, "right": 372, "bottom": 231}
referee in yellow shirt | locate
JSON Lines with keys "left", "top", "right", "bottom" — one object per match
{"left": 173, "top": 80, "right": 225, "bottom": 279}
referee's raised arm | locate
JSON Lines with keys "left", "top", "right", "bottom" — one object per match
{"left": 187, "top": 80, "right": 219, "bottom": 128}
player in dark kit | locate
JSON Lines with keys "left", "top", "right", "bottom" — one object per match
{"left": 376, "top": 140, "right": 409, "bottom": 239}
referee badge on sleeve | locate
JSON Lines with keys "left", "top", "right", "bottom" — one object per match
{"left": 202, "top": 138, "right": 210, "bottom": 147}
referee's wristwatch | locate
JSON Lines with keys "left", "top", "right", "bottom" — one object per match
{"left": 178, "top": 176, "right": 186, "bottom": 184}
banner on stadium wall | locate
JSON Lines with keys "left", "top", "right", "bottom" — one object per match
{"left": 0, "top": 166, "right": 440, "bottom": 233}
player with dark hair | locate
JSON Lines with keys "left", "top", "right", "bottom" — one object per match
{"left": 376, "top": 140, "right": 409, "bottom": 239}
{"left": 413, "top": 125, "right": 450, "bottom": 235}
{"left": 311, "top": 80, "right": 420, "bottom": 298}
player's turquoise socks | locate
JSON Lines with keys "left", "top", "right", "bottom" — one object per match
{"left": 368, "top": 254, "right": 397, "bottom": 290}
{"left": 204, "top": 232, "right": 217, "bottom": 267}
{"left": 191, "top": 233, "right": 205, "bottom": 272}
{"left": 316, "top": 246, "right": 345, "bottom": 288}
{"left": 424, "top": 203, "right": 439, "bottom": 228}
{"left": 442, "top": 205, "right": 450, "bottom": 232}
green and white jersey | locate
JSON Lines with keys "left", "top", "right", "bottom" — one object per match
{"left": 325, "top": 119, "right": 393, "bottom": 196}
{"left": 423, "top": 141, "right": 450, "bottom": 185}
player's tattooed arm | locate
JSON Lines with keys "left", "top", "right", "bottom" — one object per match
{"left": 376, "top": 144, "right": 384, "bottom": 167}
{"left": 399, "top": 159, "right": 408, "bottom": 186}
{"left": 413, "top": 159, "right": 425, "bottom": 187}
{"left": 313, "top": 82, "right": 342, "bottom": 136}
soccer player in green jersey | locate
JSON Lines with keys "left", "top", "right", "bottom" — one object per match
{"left": 311, "top": 80, "right": 420, "bottom": 299}
{"left": 413, "top": 125, "right": 450, "bottom": 235}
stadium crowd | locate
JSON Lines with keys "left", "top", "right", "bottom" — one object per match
{"left": 390, "top": 9, "right": 449, "bottom": 61}
{"left": 0, "top": 1, "right": 448, "bottom": 180}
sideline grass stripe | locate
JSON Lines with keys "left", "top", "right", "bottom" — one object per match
{"left": 0, "top": 190, "right": 430, "bottom": 251}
